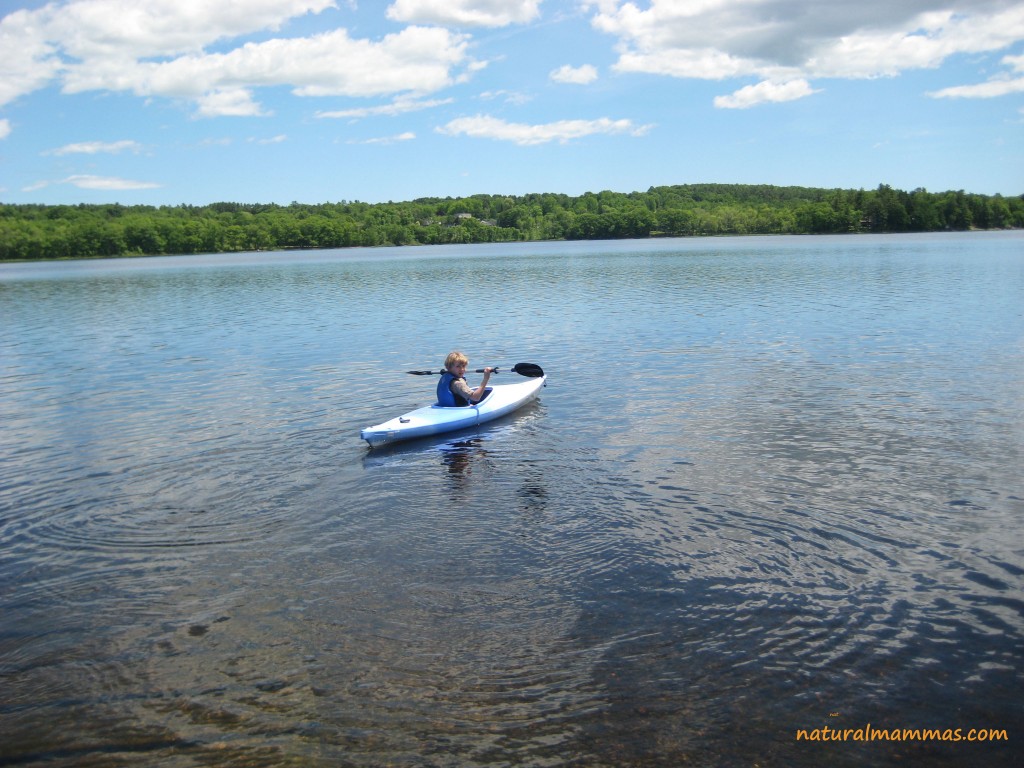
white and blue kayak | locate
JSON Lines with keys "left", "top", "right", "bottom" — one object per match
{"left": 361, "top": 365, "right": 545, "bottom": 448}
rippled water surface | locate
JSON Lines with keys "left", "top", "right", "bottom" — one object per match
{"left": 2, "top": 233, "right": 1022, "bottom": 767}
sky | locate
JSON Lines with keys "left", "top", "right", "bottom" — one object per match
{"left": 0, "top": 0, "right": 1022, "bottom": 206}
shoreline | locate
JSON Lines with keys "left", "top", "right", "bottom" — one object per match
{"left": 2, "top": 227, "right": 1021, "bottom": 266}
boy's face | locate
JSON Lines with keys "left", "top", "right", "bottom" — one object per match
{"left": 451, "top": 361, "right": 468, "bottom": 375}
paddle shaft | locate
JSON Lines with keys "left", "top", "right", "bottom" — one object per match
{"left": 407, "top": 368, "right": 495, "bottom": 375}
{"left": 406, "top": 362, "right": 544, "bottom": 378}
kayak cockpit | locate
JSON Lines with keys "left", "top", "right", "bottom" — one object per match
{"left": 435, "top": 387, "right": 493, "bottom": 408}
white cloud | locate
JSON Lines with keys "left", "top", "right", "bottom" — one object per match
{"left": 0, "top": 1, "right": 472, "bottom": 116}
{"left": 195, "top": 89, "right": 269, "bottom": 118}
{"left": 550, "top": 64, "right": 599, "bottom": 85}
{"left": 437, "top": 114, "right": 652, "bottom": 145}
{"left": 714, "top": 79, "right": 819, "bottom": 109}
{"left": 44, "top": 139, "right": 143, "bottom": 155}
{"left": 929, "top": 76, "right": 1024, "bottom": 99}
{"left": 386, "top": 0, "right": 541, "bottom": 28}
{"left": 0, "top": 8, "right": 64, "bottom": 107}
{"left": 317, "top": 97, "right": 453, "bottom": 119}
{"left": 589, "top": 0, "right": 1024, "bottom": 106}
{"left": 26, "top": 174, "right": 161, "bottom": 191}
{"left": 252, "top": 134, "right": 288, "bottom": 144}
{"left": 348, "top": 131, "right": 417, "bottom": 144}
{"left": 65, "top": 174, "right": 161, "bottom": 190}
{"left": 928, "top": 52, "right": 1024, "bottom": 99}
{"left": 52, "top": 0, "right": 336, "bottom": 60}
{"left": 0, "top": 0, "right": 336, "bottom": 106}
{"left": 0, "top": 118, "right": 10, "bottom": 139}
{"left": 55, "top": 26, "right": 472, "bottom": 114}
{"left": 479, "top": 89, "right": 532, "bottom": 105}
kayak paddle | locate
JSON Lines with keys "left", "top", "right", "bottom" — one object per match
{"left": 406, "top": 362, "right": 544, "bottom": 378}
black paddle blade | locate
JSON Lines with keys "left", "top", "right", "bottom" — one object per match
{"left": 512, "top": 362, "right": 544, "bottom": 377}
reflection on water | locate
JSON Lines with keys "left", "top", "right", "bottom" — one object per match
{"left": 439, "top": 438, "right": 489, "bottom": 480}
{"left": 1, "top": 233, "right": 1022, "bottom": 766}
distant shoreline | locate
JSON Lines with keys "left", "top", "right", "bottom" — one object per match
{"left": 2, "top": 183, "right": 1022, "bottom": 262}
{"left": 4, "top": 228, "right": 1021, "bottom": 267}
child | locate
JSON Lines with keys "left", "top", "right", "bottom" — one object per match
{"left": 437, "top": 351, "right": 493, "bottom": 407}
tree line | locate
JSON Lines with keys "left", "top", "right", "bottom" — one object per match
{"left": 1, "top": 183, "right": 1021, "bottom": 261}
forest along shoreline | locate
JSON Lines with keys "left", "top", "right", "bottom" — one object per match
{"left": 2, "top": 182, "right": 1022, "bottom": 262}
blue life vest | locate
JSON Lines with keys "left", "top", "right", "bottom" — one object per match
{"left": 437, "top": 372, "right": 470, "bottom": 407}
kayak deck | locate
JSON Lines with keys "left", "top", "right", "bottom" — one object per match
{"left": 361, "top": 375, "right": 545, "bottom": 448}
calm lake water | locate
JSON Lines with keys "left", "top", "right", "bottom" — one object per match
{"left": 1, "top": 232, "right": 1022, "bottom": 767}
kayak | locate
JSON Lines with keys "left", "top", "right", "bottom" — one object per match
{"left": 361, "top": 375, "right": 546, "bottom": 448}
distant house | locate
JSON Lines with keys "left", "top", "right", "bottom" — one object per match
{"left": 452, "top": 213, "right": 496, "bottom": 226}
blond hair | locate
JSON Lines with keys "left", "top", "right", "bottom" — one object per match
{"left": 444, "top": 351, "right": 468, "bottom": 371}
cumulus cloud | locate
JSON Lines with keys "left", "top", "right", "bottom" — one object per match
{"left": 0, "top": 118, "right": 10, "bottom": 139}
{"left": 44, "top": 139, "right": 143, "bottom": 155}
{"left": 437, "top": 114, "right": 652, "bottom": 145}
{"left": 0, "top": 0, "right": 336, "bottom": 106}
{"left": 550, "top": 64, "right": 599, "bottom": 85}
{"left": 195, "top": 89, "right": 269, "bottom": 118}
{"left": 60, "top": 26, "right": 471, "bottom": 113}
{"left": 0, "top": 8, "right": 64, "bottom": 107}
{"left": 588, "top": 0, "right": 1024, "bottom": 106}
{"left": 386, "top": 0, "right": 541, "bottom": 28}
{"left": 714, "top": 79, "right": 819, "bottom": 109}
{"left": 0, "top": 1, "right": 473, "bottom": 116}
{"left": 56, "top": 0, "right": 336, "bottom": 60}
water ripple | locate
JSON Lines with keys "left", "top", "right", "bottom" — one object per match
{"left": 2, "top": 235, "right": 1022, "bottom": 766}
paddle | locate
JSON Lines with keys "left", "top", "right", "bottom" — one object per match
{"left": 406, "top": 362, "right": 545, "bottom": 378}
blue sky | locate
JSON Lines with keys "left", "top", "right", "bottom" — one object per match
{"left": 1, "top": 0, "right": 1022, "bottom": 206}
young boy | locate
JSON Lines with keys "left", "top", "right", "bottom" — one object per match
{"left": 437, "top": 351, "right": 493, "bottom": 407}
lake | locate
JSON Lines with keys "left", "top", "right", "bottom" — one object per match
{"left": 1, "top": 232, "right": 1021, "bottom": 767}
